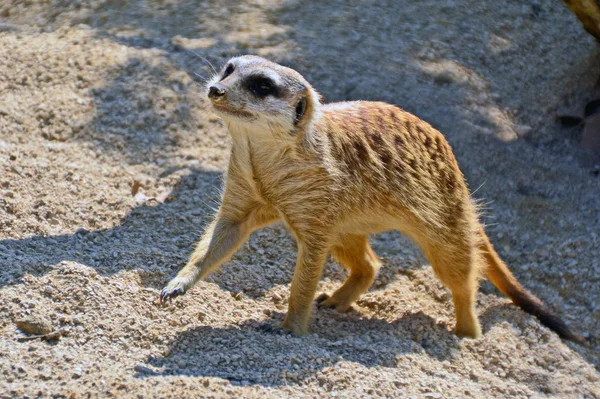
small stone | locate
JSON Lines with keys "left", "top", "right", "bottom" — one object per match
{"left": 134, "top": 365, "right": 155, "bottom": 375}
{"left": 17, "top": 315, "right": 53, "bottom": 335}
{"left": 72, "top": 366, "right": 83, "bottom": 379}
{"left": 43, "top": 286, "right": 54, "bottom": 295}
{"left": 515, "top": 124, "right": 533, "bottom": 137}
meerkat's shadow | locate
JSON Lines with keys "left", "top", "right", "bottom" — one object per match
{"left": 139, "top": 309, "right": 460, "bottom": 386}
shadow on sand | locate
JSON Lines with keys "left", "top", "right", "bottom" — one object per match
{"left": 138, "top": 309, "right": 461, "bottom": 386}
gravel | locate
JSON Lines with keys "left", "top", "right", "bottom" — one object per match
{"left": 1, "top": 0, "right": 599, "bottom": 398}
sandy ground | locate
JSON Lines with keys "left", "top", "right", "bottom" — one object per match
{"left": 1, "top": 0, "right": 600, "bottom": 398}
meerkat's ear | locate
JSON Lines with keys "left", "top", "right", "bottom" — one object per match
{"left": 293, "top": 86, "right": 320, "bottom": 132}
{"left": 294, "top": 97, "right": 307, "bottom": 125}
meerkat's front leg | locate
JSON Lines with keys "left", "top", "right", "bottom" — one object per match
{"left": 160, "top": 218, "right": 243, "bottom": 301}
{"left": 160, "top": 204, "right": 278, "bottom": 302}
{"left": 278, "top": 239, "right": 330, "bottom": 335}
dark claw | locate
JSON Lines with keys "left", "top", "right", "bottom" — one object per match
{"left": 315, "top": 293, "right": 336, "bottom": 309}
{"left": 160, "top": 287, "right": 184, "bottom": 303}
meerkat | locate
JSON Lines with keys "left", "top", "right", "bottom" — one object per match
{"left": 160, "top": 55, "right": 583, "bottom": 343}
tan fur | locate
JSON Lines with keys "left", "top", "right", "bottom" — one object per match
{"left": 161, "top": 56, "right": 582, "bottom": 341}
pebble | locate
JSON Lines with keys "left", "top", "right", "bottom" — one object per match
{"left": 515, "top": 124, "right": 533, "bottom": 137}
{"left": 17, "top": 315, "right": 53, "bottom": 335}
{"left": 72, "top": 367, "right": 83, "bottom": 379}
{"left": 134, "top": 365, "right": 156, "bottom": 375}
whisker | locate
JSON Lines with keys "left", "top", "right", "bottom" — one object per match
{"left": 192, "top": 71, "right": 211, "bottom": 85}
{"left": 471, "top": 180, "right": 486, "bottom": 196}
{"left": 185, "top": 49, "right": 218, "bottom": 76}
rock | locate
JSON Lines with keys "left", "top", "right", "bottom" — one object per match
{"left": 134, "top": 365, "right": 156, "bottom": 375}
{"left": 515, "top": 124, "right": 533, "bottom": 137}
{"left": 17, "top": 316, "right": 53, "bottom": 335}
{"left": 563, "top": 0, "right": 600, "bottom": 42}
{"left": 72, "top": 366, "right": 83, "bottom": 379}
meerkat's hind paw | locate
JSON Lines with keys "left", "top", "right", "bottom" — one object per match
{"left": 159, "top": 277, "right": 188, "bottom": 303}
{"left": 315, "top": 293, "right": 355, "bottom": 313}
{"left": 315, "top": 293, "right": 337, "bottom": 309}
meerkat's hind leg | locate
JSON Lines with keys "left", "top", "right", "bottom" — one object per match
{"left": 423, "top": 240, "right": 482, "bottom": 339}
{"left": 316, "top": 234, "right": 381, "bottom": 312}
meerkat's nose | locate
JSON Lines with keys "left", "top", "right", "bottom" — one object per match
{"left": 208, "top": 85, "right": 226, "bottom": 100}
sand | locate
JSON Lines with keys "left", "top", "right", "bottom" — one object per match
{"left": 1, "top": 0, "right": 599, "bottom": 397}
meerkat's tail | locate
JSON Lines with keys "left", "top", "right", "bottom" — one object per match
{"left": 478, "top": 229, "right": 585, "bottom": 344}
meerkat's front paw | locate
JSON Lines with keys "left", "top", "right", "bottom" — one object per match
{"left": 160, "top": 277, "right": 189, "bottom": 302}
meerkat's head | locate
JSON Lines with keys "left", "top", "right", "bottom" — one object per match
{"left": 206, "top": 55, "right": 320, "bottom": 134}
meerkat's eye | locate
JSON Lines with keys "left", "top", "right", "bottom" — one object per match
{"left": 247, "top": 77, "right": 277, "bottom": 98}
{"left": 221, "top": 63, "right": 234, "bottom": 80}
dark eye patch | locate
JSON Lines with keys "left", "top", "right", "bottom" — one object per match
{"left": 221, "top": 63, "right": 234, "bottom": 81}
{"left": 246, "top": 76, "right": 278, "bottom": 98}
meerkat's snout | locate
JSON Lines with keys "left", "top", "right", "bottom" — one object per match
{"left": 208, "top": 84, "right": 226, "bottom": 101}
